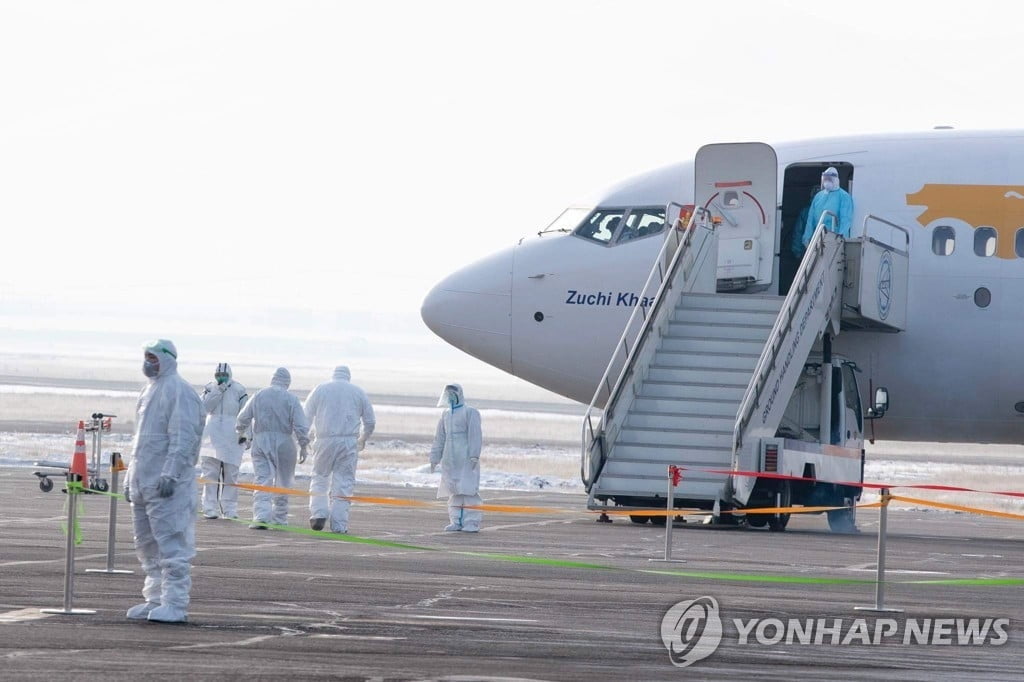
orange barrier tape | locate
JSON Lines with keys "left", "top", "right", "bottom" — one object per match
{"left": 889, "top": 495, "right": 1024, "bottom": 521}
{"left": 677, "top": 466, "right": 1024, "bottom": 499}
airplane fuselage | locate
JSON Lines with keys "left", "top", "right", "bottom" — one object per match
{"left": 422, "top": 130, "right": 1024, "bottom": 444}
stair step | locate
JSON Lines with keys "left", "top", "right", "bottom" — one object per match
{"left": 677, "top": 293, "right": 784, "bottom": 313}
{"left": 603, "top": 459, "right": 732, "bottom": 479}
{"left": 647, "top": 366, "right": 751, "bottom": 386}
{"left": 632, "top": 397, "right": 739, "bottom": 417}
{"left": 652, "top": 349, "right": 760, "bottom": 371}
{"left": 666, "top": 321, "right": 772, "bottom": 341}
{"left": 617, "top": 427, "right": 732, "bottom": 449}
{"left": 639, "top": 382, "right": 746, "bottom": 401}
{"left": 672, "top": 307, "right": 780, "bottom": 327}
{"left": 659, "top": 336, "right": 766, "bottom": 355}
{"left": 593, "top": 474, "right": 725, "bottom": 500}
{"left": 609, "top": 443, "right": 733, "bottom": 466}
{"left": 625, "top": 412, "right": 734, "bottom": 432}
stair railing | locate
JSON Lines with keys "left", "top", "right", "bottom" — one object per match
{"left": 581, "top": 205, "right": 714, "bottom": 488}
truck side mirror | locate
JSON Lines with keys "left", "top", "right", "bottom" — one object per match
{"left": 867, "top": 386, "right": 889, "bottom": 419}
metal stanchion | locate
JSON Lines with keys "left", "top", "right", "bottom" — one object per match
{"left": 650, "top": 466, "right": 686, "bottom": 563}
{"left": 86, "top": 453, "right": 133, "bottom": 575}
{"left": 856, "top": 488, "right": 902, "bottom": 613}
{"left": 41, "top": 476, "right": 96, "bottom": 615}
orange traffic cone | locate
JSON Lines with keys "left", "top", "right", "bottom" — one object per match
{"left": 70, "top": 421, "right": 89, "bottom": 488}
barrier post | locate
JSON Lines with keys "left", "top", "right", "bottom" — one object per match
{"left": 650, "top": 465, "right": 685, "bottom": 563}
{"left": 86, "top": 452, "right": 133, "bottom": 575}
{"left": 41, "top": 475, "right": 96, "bottom": 615}
{"left": 856, "top": 488, "right": 902, "bottom": 613}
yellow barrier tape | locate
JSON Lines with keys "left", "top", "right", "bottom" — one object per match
{"left": 890, "top": 495, "right": 1024, "bottom": 521}
{"left": 203, "top": 478, "right": 881, "bottom": 518}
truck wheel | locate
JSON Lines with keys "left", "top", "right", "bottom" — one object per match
{"left": 746, "top": 515, "right": 768, "bottom": 528}
{"left": 95, "top": 479, "right": 110, "bottom": 493}
{"left": 40, "top": 477, "right": 54, "bottom": 493}
{"left": 767, "top": 481, "right": 791, "bottom": 532}
{"left": 827, "top": 505, "right": 859, "bottom": 534}
{"left": 628, "top": 515, "right": 650, "bottom": 524}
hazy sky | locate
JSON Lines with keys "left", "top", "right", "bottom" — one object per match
{"left": 1, "top": 1, "right": 1021, "bottom": 341}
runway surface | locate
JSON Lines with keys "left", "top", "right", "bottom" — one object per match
{"left": 1, "top": 466, "right": 1021, "bottom": 681}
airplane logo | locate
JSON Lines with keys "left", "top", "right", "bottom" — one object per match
{"left": 906, "top": 184, "right": 1024, "bottom": 259}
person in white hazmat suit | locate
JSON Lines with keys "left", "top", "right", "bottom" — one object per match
{"left": 304, "top": 366, "right": 375, "bottom": 533}
{"left": 124, "top": 339, "right": 204, "bottom": 624}
{"left": 199, "top": 363, "right": 248, "bottom": 519}
{"left": 235, "top": 367, "right": 310, "bottom": 529}
{"left": 429, "top": 383, "right": 483, "bottom": 532}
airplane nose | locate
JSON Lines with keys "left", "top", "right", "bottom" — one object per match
{"left": 421, "top": 247, "right": 513, "bottom": 373}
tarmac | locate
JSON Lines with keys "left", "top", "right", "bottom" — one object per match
{"left": 1, "top": 465, "right": 1022, "bottom": 681}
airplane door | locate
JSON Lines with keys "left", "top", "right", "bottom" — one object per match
{"left": 694, "top": 143, "right": 778, "bottom": 292}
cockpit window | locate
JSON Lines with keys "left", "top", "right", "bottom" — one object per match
{"left": 574, "top": 209, "right": 626, "bottom": 243}
{"left": 573, "top": 207, "right": 666, "bottom": 245}
{"left": 616, "top": 208, "right": 667, "bottom": 243}
{"left": 539, "top": 207, "right": 592, "bottom": 235}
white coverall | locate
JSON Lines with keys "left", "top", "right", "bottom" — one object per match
{"left": 200, "top": 363, "right": 247, "bottom": 518}
{"left": 429, "top": 384, "right": 483, "bottom": 532}
{"left": 126, "top": 339, "right": 204, "bottom": 622}
{"left": 236, "top": 368, "right": 310, "bottom": 526}
{"left": 304, "top": 366, "right": 375, "bottom": 533}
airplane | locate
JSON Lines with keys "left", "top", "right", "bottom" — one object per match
{"left": 421, "top": 128, "right": 1024, "bottom": 449}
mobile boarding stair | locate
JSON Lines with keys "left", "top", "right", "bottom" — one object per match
{"left": 581, "top": 142, "right": 909, "bottom": 528}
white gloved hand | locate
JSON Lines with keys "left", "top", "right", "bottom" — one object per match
{"left": 218, "top": 383, "right": 228, "bottom": 392}
{"left": 470, "top": 457, "right": 479, "bottom": 471}
{"left": 298, "top": 445, "right": 309, "bottom": 464}
{"left": 356, "top": 434, "right": 366, "bottom": 452}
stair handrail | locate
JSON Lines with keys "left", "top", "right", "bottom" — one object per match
{"left": 732, "top": 212, "right": 840, "bottom": 454}
{"left": 862, "top": 214, "right": 910, "bottom": 255}
{"left": 580, "top": 205, "right": 710, "bottom": 487}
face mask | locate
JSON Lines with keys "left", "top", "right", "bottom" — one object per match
{"left": 446, "top": 390, "right": 460, "bottom": 408}
{"left": 143, "top": 360, "right": 160, "bottom": 378}
{"left": 216, "top": 375, "right": 229, "bottom": 385}
{"left": 822, "top": 175, "right": 839, "bottom": 192}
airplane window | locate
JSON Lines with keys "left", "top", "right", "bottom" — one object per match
{"left": 574, "top": 209, "right": 626, "bottom": 244}
{"left": 1016, "top": 228, "right": 1024, "bottom": 258}
{"left": 541, "top": 207, "right": 591, "bottom": 235}
{"left": 931, "top": 226, "right": 955, "bottom": 256}
{"left": 616, "top": 207, "right": 667, "bottom": 244}
{"left": 974, "top": 227, "right": 996, "bottom": 257}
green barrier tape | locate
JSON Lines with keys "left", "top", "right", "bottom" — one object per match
{"left": 60, "top": 482, "right": 85, "bottom": 546}
{"left": 899, "top": 577, "right": 1024, "bottom": 586}
{"left": 454, "top": 551, "right": 617, "bottom": 571}
{"left": 641, "top": 569, "right": 875, "bottom": 585}
{"left": 71, "top": 483, "right": 1024, "bottom": 587}
{"left": 223, "top": 517, "right": 436, "bottom": 551}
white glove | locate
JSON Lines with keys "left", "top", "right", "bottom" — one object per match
{"left": 356, "top": 434, "right": 366, "bottom": 452}
{"left": 470, "top": 457, "right": 479, "bottom": 471}
{"left": 218, "top": 383, "right": 228, "bottom": 393}
{"left": 298, "top": 445, "right": 309, "bottom": 464}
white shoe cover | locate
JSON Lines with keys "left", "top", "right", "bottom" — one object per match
{"left": 444, "top": 523, "right": 462, "bottom": 532}
{"left": 147, "top": 604, "right": 188, "bottom": 623}
{"left": 126, "top": 601, "right": 159, "bottom": 620}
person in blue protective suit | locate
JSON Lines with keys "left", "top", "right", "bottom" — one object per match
{"left": 199, "top": 363, "right": 248, "bottom": 519}
{"left": 304, "top": 366, "right": 376, "bottom": 533}
{"left": 235, "top": 368, "right": 310, "bottom": 530}
{"left": 429, "top": 383, "right": 483, "bottom": 532}
{"left": 124, "top": 339, "right": 204, "bottom": 624}
{"left": 802, "top": 166, "right": 854, "bottom": 248}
